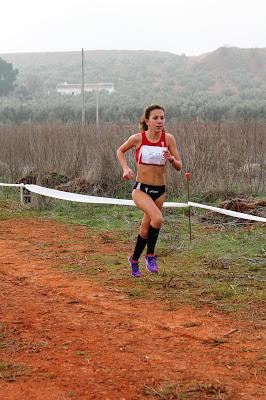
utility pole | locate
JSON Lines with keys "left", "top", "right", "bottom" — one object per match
{"left": 96, "top": 84, "right": 99, "bottom": 127}
{"left": 81, "top": 48, "right": 85, "bottom": 124}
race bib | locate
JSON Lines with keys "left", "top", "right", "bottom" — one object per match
{"left": 140, "top": 145, "right": 167, "bottom": 165}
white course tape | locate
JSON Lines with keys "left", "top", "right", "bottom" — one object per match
{"left": 25, "top": 184, "right": 135, "bottom": 206}
{"left": 189, "top": 202, "right": 266, "bottom": 223}
{"left": 0, "top": 183, "right": 24, "bottom": 187}
{"left": 24, "top": 184, "right": 187, "bottom": 207}
{"left": 0, "top": 182, "right": 265, "bottom": 221}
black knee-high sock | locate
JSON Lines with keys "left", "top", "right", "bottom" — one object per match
{"left": 146, "top": 225, "right": 160, "bottom": 255}
{"left": 132, "top": 235, "right": 147, "bottom": 261}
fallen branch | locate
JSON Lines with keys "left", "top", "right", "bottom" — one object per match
{"left": 224, "top": 328, "right": 238, "bottom": 337}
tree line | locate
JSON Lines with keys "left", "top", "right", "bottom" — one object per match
{"left": 1, "top": 97, "right": 266, "bottom": 124}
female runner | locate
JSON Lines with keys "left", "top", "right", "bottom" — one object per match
{"left": 117, "top": 105, "right": 182, "bottom": 277}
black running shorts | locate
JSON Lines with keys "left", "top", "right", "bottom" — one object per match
{"left": 133, "top": 182, "right": 166, "bottom": 201}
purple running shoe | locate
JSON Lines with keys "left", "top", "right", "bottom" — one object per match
{"left": 145, "top": 255, "right": 158, "bottom": 273}
{"left": 128, "top": 256, "right": 141, "bottom": 277}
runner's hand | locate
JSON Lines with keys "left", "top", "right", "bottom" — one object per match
{"left": 163, "top": 149, "right": 174, "bottom": 162}
{"left": 123, "top": 168, "right": 133, "bottom": 180}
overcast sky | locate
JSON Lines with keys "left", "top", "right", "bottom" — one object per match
{"left": 1, "top": 0, "right": 265, "bottom": 56}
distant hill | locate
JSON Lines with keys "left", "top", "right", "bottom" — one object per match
{"left": 1, "top": 47, "right": 266, "bottom": 123}
{"left": 2, "top": 47, "right": 266, "bottom": 94}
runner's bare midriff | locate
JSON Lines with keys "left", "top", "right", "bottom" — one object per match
{"left": 136, "top": 164, "right": 166, "bottom": 186}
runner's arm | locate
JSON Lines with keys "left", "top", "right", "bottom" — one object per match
{"left": 165, "top": 134, "right": 182, "bottom": 171}
{"left": 117, "top": 135, "right": 139, "bottom": 180}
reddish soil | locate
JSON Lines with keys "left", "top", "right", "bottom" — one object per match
{"left": 0, "top": 218, "right": 265, "bottom": 400}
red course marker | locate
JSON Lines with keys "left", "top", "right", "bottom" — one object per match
{"left": 184, "top": 172, "right": 191, "bottom": 181}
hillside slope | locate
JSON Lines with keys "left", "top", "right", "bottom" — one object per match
{"left": 2, "top": 47, "right": 266, "bottom": 96}
{"left": 1, "top": 47, "right": 266, "bottom": 122}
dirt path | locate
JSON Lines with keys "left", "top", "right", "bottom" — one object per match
{"left": 0, "top": 219, "right": 265, "bottom": 400}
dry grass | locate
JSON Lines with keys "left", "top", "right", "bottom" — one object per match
{"left": 0, "top": 121, "right": 265, "bottom": 197}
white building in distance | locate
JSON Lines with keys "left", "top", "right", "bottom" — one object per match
{"left": 56, "top": 82, "right": 115, "bottom": 96}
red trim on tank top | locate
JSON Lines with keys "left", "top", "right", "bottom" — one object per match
{"left": 142, "top": 130, "right": 166, "bottom": 145}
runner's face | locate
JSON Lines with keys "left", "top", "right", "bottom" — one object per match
{"left": 146, "top": 109, "right": 165, "bottom": 133}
